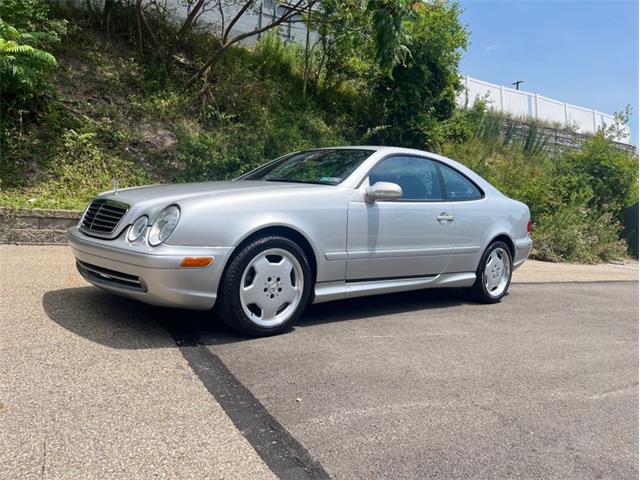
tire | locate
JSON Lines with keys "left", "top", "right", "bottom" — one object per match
{"left": 216, "top": 235, "right": 313, "bottom": 336}
{"left": 466, "top": 240, "right": 513, "bottom": 303}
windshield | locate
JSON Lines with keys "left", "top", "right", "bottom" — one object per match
{"left": 241, "top": 149, "right": 374, "bottom": 185}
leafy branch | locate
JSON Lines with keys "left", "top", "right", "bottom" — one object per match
{"left": 0, "top": 17, "right": 58, "bottom": 91}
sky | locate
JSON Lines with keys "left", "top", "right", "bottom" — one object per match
{"left": 458, "top": 0, "right": 639, "bottom": 145}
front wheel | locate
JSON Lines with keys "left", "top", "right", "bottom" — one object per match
{"left": 216, "top": 235, "right": 312, "bottom": 336}
{"left": 466, "top": 240, "right": 512, "bottom": 303}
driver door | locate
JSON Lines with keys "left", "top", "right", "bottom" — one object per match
{"left": 346, "top": 155, "right": 454, "bottom": 281}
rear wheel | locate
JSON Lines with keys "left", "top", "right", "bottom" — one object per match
{"left": 466, "top": 240, "right": 512, "bottom": 303}
{"left": 216, "top": 235, "right": 312, "bottom": 336}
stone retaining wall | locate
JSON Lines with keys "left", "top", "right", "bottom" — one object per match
{"left": 0, "top": 208, "right": 82, "bottom": 244}
{"left": 501, "top": 120, "right": 636, "bottom": 155}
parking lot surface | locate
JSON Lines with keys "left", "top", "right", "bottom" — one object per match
{"left": 197, "top": 282, "right": 638, "bottom": 479}
{"left": 1, "top": 245, "right": 638, "bottom": 479}
{"left": 0, "top": 246, "right": 275, "bottom": 480}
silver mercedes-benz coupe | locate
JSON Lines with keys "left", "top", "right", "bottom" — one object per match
{"left": 68, "top": 146, "right": 533, "bottom": 336}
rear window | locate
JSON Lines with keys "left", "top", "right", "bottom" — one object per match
{"left": 438, "top": 164, "right": 483, "bottom": 200}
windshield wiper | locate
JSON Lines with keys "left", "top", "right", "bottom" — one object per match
{"left": 264, "top": 178, "right": 330, "bottom": 185}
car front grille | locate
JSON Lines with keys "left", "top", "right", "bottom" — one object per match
{"left": 76, "top": 260, "right": 147, "bottom": 292}
{"left": 81, "top": 199, "right": 129, "bottom": 236}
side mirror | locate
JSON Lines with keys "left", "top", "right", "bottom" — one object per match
{"left": 365, "top": 181, "right": 403, "bottom": 202}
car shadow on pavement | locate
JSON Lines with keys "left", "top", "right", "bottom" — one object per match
{"left": 42, "top": 286, "right": 470, "bottom": 349}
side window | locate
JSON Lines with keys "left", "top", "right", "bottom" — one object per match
{"left": 367, "top": 156, "right": 443, "bottom": 201}
{"left": 438, "top": 164, "right": 483, "bottom": 201}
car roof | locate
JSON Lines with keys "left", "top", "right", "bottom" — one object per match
{"left": 308, "top": 145, "right": 384, "bottom": 151}
{"left": 310, "top": 145, "right": 442, "bottom": 156}
{"left": 325, "top": 146, "right": 503, "bottom": 198}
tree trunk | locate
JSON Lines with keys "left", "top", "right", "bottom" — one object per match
{"left": 185, "top": 0, "right": 312, "bottom": 89}
{"left": 186, "top": 44, "right": 229, "bottom": 88}
{"left": 103, "top": 0, "right": 115, "bottom": 34}
{"left": 135, "top": 0, "right": 160, "bottom": 55}
{"left": 135, "top": 6, "right": 143, "bottom": 55}
{"left": 302, "top": 2, "right": 312, "bottom": 98}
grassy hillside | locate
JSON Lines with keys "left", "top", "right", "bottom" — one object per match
{"left": 1, "top": 24, "right": 353, "bottom": 210}
{"left": 0, "top": 6, "right": 637, "bottom": 263}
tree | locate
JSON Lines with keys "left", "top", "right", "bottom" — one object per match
{"left": 186, "top": 0, "right": 318, "bottom": 87}
{"left": 132, "top": 0, "right": 221, "bottom": 60}
{"left": 604, "top": 105, "right": 632, "bottom": 143}
{"left": 303, "top": 0, "right": 466, "bottom": 147}
{"left": 183, "top": 0, "right": 425, "bottom": 87}
{"left": 367, "top": 0, "right": 468, "bottom": 149}
{"left": 306, "top": 0, "right": 417, "bottom": 89}
{"left": 128, "top": 0, "right": 422, "bottom": 89}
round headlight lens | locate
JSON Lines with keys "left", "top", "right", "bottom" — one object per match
{"left": 127, "top": 216, "right": 148, "bottom": 242}
{"left": 148, "top": 206, "right": 180, "bottom": 246}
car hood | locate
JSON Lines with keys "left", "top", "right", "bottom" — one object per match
{"left": 87, "top": 180, "right": 331, "bottom": 239}
{"left": 97, "top": 180, "right": 320, "bottom": 206}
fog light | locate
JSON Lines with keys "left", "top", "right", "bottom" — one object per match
{"left": 180, "top": 257, "right": 213, "bottom": 268}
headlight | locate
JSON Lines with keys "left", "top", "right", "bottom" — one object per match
{"left": 148, "top": 205, "right": 180, "bottom": 246}
{"left": 127, "top": 216, "right": 148, "bottom": 242}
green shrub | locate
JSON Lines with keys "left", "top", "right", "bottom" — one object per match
{"left": 0, "top": 18, "right": 59, "bottom": 110}
{"left": 555, "top": 132, "right": 638, "bottom": 219}
{"left": 532, "top": 201, "right": 627, "bottom": 263}
{"left": 0, "top": 0, "right": 50, "bottom": 31}
{"left": 172, "top": 105, "right": 344, "bottom": 183}
{"left": 0, "top": 126, "right": 152, "bottom": 210}
{"left": 253, "top": 33, "right": 304, "bottom": 80}
{"left": 173, "top": 125, "right": 263, "bottom": 182}
{"left": 0, "top": 0, "right": 68, "bottom": 110}
{"left": 441, "top": 106, "right": 637, "bottom": 263}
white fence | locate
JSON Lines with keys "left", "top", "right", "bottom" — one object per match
{"left": 457, "top": 76, "right": 631, "bottom": 144}
{"left": 163, "top": 0, "right": 314, "bottom": 45}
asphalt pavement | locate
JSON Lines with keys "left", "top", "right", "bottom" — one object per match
{"left": 1, "top": 245, "right": 638, "bottom": 479}
{"left": 194, "top": 282, "right": 638, "bottom": 479}
{"left": 0, "top": 246, "right": 275, "bottom": 480}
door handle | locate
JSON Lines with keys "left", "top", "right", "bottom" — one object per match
{"left": 436, "top": 213, "right": 454, "bottom": 223}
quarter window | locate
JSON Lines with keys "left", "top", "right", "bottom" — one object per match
{"left": 367, "top": 156, "right": 443, "bottom": 201}
{"left": 438, "top": 164, "right": 483, "bottom": 200}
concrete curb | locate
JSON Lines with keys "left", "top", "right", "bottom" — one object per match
{"left": 0, "top": 208, "right": 82, "bottom": 244}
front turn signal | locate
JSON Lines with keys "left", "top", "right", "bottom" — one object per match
{"left": 180, "top": 257, "right": 213, "bottom": 268}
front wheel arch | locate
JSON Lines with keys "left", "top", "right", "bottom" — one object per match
{"left": 226, "top": 225, "right": 318, "bottom": 287}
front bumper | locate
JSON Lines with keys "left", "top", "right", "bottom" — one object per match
{"left": 67, "top": 227, "right": 232, "bottom": 310}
